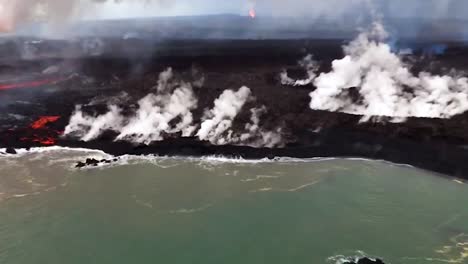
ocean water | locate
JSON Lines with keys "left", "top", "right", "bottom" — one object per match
{"left": 0, "top": 148, "right": 467, "bottom": 264}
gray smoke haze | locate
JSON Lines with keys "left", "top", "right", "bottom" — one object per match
{"left": 253, "top": 0, "right": 468, "bottom": 20}
{"left": 0, "top": 0, "right": 176, "bottom": 32}
{"left": 4, "top": 0, "right": 468, "bottom": 34}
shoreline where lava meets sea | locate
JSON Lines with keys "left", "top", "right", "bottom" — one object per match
{"left": 2, "top": 18, "right": 468, "bottom": 180}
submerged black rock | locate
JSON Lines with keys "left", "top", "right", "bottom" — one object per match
{"left": 343, "top": 257, "right": 386, "bottom": 264}
{"left": 5, "top": 147, "right": 17, "bottom": 154}
{"left": 75, "top": 161, "right": 86, "bottom": 168}
{"left": 75, "top": 158, "right": 117, "bottom": 168}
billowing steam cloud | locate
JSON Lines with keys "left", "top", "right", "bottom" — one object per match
{"left": 239, "top": 106, "right": 284, "bottom": 148}
{"left": 280, "top": 54, "right": 318, "bottom": 86}
{"left": 65, "top": 68, "right": 198, "bottom": 144}
{"left": 66, "top": 104, "right": 124, "bottom": 142}
{"left": 116, "top": 85, "right": 198, "bottom": 143}
{"left": 197, "top": 86, "right": 252, "bottom": 145}
{"left": 195, "top": 89, "right": 283, "bottom": 147}
{"left": 64, "top": 68, "right": 284, "bottom": 147}
{"left": 308, "top": 22, "right": 468, "bottom": 120}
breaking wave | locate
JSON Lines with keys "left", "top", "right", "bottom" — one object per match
{"left": 1, "top": 146, "right": 423, "bottom": 173}
{"left": 327, "top": 251, "right": 386, "bottom": 264}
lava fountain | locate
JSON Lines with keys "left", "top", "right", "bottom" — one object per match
{"left": 249, "top": 8, "right": 256, "bottom": 19}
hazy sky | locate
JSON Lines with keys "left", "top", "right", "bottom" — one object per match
{"left": 2, "top": 0, "right": 468, "bottom": 21}
{"left": 83, "top": 1, "right": 248, "bottom": 20}
{"left": 2, "top": 0, "right": 468, "bottom": 34}
{"left": 83, "top": 0, "right": 468, "bottom": 20}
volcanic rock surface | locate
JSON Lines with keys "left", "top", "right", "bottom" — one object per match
{"left": 2, "top": 34, "right": 468, "bottom": 179}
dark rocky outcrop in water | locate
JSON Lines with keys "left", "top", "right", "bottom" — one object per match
{"left": 2, "top": 37, "right": 468, "bottom": 179}
{"left": 76, "top": 158, "right": 118, "bottom": 168}
{"left": 343, "top": 257, "right": 385, "bottom": 264}
{"left": 5, "top": 147, "right": 17, "bottom": 155}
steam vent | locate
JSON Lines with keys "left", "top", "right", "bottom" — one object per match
{"left": 2, "top": 14, "right": 468, "bottom": 179}
{"left": 3, "top": 1, "right": 468, "bottom": 264}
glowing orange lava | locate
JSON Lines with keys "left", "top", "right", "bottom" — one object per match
{"left": 0, "top": 78, "right": 65, "bottom": 90}
{"left": 33, "top": 137, "right": 56, "bottom": 146}
{"left": 30, "top": 116, "right": 61, "bottom": 130}
{"left": 20, "top": 136, "right": 57, "bottom": 146}
{"left": 249, "top": 8, "right": 256, "bottom": 19}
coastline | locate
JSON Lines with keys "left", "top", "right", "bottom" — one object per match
{"left": 1, "top": 138, "right": 466, "bottom": 183}
{"left": 2, "top": 37, "right": 468, "bottom": 180}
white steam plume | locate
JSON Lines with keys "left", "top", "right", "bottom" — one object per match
{"left": 280, "top": 54, "right": 318, "bottom": 86}
{"left": 64, "top": 68, "right": 198, "bottom": 143}
{"left": 65, "top": 69, "right": 283, "bottom": 147}
{"left": 239, "top": 106, "right": 284, "bottom": 148}
{"left": 196, "top": 86, "right": 252, "bottom": 145}
{"left": 196, "top": 95, "right": 284, "bottom": 147}
{"left": 64, "top": 105, "right": 123, "bottom": 141}
{"left": 309, "top": 22, "right": 468, "bottom": 120}
{"left": 116, "top": 83, "right": 198, "bottom": 143}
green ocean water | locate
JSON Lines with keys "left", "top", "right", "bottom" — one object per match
{"left": 0, "top": 149, "right": 467, "bottom": 264}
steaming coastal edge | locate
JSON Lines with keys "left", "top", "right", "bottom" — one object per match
{"left": 1, "top": 139, "right": 466, "bottom": 184}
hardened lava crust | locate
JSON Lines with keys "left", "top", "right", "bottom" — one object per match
{"left": 1, "top": 37, "right": 468, "bottom": 179}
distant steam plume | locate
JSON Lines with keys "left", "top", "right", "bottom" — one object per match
{"left": 308, "top": 22, "right": 468, "bottom": 120}
{"left": 280, "top": 54, "right": 318, "bottom": 86}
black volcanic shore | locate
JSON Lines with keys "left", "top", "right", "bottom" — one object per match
{"left": 1, "top": 37, "right": 468, "bottom": 180}
{"left": 3, "top": 126, "right": 468, "bottom": 179}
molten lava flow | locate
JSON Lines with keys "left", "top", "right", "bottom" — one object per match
{"left": 0, "top": 78, "right": 64, "bottom": 91}
{"left": 249, "top": 8, "right": 256, "bottom": 19}
{"left": 20, "top": 136, "right": 57, "bottom": 146}
{"left": 31, "top": 116, "right": 61, "bottom": 130}
{"left": 33, "top": 137, "right": 56, "bottom": 146}
{"left": 13, "top": 116, "right": 63, "bottom": 146}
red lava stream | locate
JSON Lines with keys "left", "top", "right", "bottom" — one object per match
{"left": 0, "top": 78, "right": 65, "bottom": 91}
